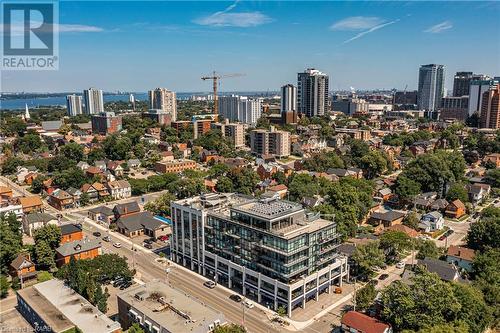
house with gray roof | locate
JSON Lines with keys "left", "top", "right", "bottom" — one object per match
{"left": 23, "top": 212, "right": 58, "bottom": 236}
{"left": 41, "top": 120, "right": 62, "bottom": 132}
{"left": 417, "top": 258, "right": 459, "bottom": 282}
{"left": 88, "top": 206, "right": 115, "bottom": 224}
{"left": 116, "top": 211, "right": 170, "bottom": 239}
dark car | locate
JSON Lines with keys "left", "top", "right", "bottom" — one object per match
{"left": 113, "top": 279, "right": 125, "bottom": 288}
{"left": 369, "top": 279, "right": 378, "bottom": 286}
{"left": 379, "top": 273, "right": 389, "bottom": 280}
{"left": 93, "top": 231, "right": 101, "bottom": 237}
{"left": 144, "top": 239, "right": 153, "bottom": 245}
{"left": 230, "top": 294, "right": 243, "bottom": 303}
{"left": 144, "top": 243, "right": 153, "bottom": 249}
{"left": 120, "top": 281, "right": 132, "bottom": 290}
{"left": 102, "top": 236, "right": 111, "bottom": 242}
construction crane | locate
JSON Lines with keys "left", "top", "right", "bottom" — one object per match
{"left": 201, "top": 71, "right": 245, "bottom": 114}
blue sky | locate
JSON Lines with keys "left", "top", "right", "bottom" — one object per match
{"left": 3, "top": 1, "right": 500, "bottom": 93}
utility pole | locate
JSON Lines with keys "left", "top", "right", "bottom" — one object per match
{"left": 352, "top": 277, "right": 357, "bottom": 312}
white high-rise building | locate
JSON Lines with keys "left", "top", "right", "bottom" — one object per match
{"left": 148, "top": 88, "right": 177, "bottom": 121}
{"left": 24, "top": 104, "right": 30, "bottom": 120}
{"left": 468, "top": 78, "right": 498, "bottom": 116}
{"left": 83, "top": 88, "right": 104, "bottom": 115}
{"left": 417, "top": 64, "right": 445, "bottom": 113}
{"left": 66, "top": 94, "right": 83, "bottom": 117}
{"left": 218, "top": 95, "right": 262, "bottom": 125}
{"left": 281, "top": 84, "right": 297, "bottom": 113}
{"left": 297, "top": 68, "right": 329, "bottom": 117}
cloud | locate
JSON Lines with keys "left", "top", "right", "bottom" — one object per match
{"left": 1, "top": 22, "right": 104, "bottom": 36}
{"left": 193, "top": 1, "right": 272, "bottom": 27}
{"left": 342, "top": 19, "right": 400, "bottom": 44}
{"left": 424, "top": 21, "right": 453, "bottom": 33}
{"left": 330, "top": 16, "right": 386, "bottom": 31}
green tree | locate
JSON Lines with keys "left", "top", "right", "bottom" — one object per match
{"left": 213, "top": 324, "right": 247, "bottom": 333}
{"left": 359, "top": 150, "right": 388, "bottom": 179}
{"left": 53, "top": 167, "right": 87, "bottom": 189}
{"left": 34, "top": 224, "right": 61, "bottom": 250}
{"left": 144, "top": 192, "right": 177, "bottom": 216}
{"left": 15, "top": 133, "right": 45, "bottom": 154}
{"left": 208, "top": 163, "right": 230, "bottom": 178}
{"left": 128, "top": 323, "right": 145, "bottom": 333}
{"left": 485, "top": 168, "right": 500, "bottom": 188}
{"left": 416, "top": 239, "right": 442, "bottom": 260}
{"left": 216, "top": 176, "right": 234, "bottom": 193}
{"left": 80, "top": 192, "right": 90, "bottom": 206}
{"left": 1, "top": 117, "right": 27, "bottom": 136}
{"left": 94, "top": 285, "right": 108, "bottom": 313}
{"left": 288, "top": 174, "right": 320, "bottom": 201}
{"left": 446, "top": 183, "right": 468, "bottom": 203}
{"left": 352, "top": 241, "right": 385, "bottom": 278}
{"left": 403, "top": 211, "right": 420, "bottom": 230}
{"left": 355, "top": 283, "right": 376, "bottom": 311}
{"left": 395, "top": 176, "right": 421, "bottom": 201}
{"left": 228, "top": 168, "right": 259, "bottom": 195}
{"left": 301, "top": 152, "right": 344, "bottom": 172}
{"left": 379, "top": 230, "right": 412, "bottom": 262}
{"left": 472, "top": 248, "right": 500, "bottom": 322}
{"left": 30, "top": 175, "right": 47, "bottom": 194}
{"left": 405, "top": 322, "right": 469, "bottom": 333}
{"left": 452, "top": 283, "right": 493, "bottom": 333}
{"left": 103, "top": 134, "right": 132, "bottom": 160}
{"left": 276, "top": 306, "right": 287, "bottom": 317}
{"left": 60, "top": 142, "right": 84, "bottom": 162}
{"left": 35, "top": 240, "right": 56, "bottom": 270}
{"left": 0, "top": 213, "right": 23, "bottom": 274}
{"left": 37, "top": 271, "right": 53, "bottom": 283}
{"left": 466, "top": 213, "right": 500, "bottom": 251}
{"left": 380, "top": 270, "right": 461, "bottom": 332}
{"left": 1, "top": 156, "right": 24, "bottom": 175}
{"left": 0, "top": 274, "right": 9, "bottom": 298}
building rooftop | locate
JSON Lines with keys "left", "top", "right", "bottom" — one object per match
{"left": 232, "top": 197, "right": 303, "bottom": 221}
{"left": 118, "top": 280, "right": 225, "bottom": 332}
{"left": 18, "top": 279, "right": 120, "bottom": 333}
{"left": 56, "top": 238, "right": 101, "bottom": 257}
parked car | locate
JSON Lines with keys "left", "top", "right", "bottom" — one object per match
{"left": 93, "top": 231, "right": 101, "bottom": 237}
{"left": 102, "top": 236, "right": 111, "bottom": 242}
{"left": 396, "top": 262, "right": 405, "bottom": 269}
{"left": 113, "top": 242, "right": 122, "bottom": 248}
{"left": 144, "top": 243, "right": 153, "bottom": 249}
{"left": 144, "top": 239, "right": 154, "bottom": 245}
{"left": 120, "top": 281, "right": 132, "bottom": 290}
{"left": 243, "top": 300, "right": 254, "bottom": 309}
{"left": 230, "top": 294, "right": 243, "bottom": 302}
{"left": 379, "top": 273, "right": 389, "bottom": 280}
{"left": 203, "top": 280, "right": 216, "bottom": 289}
{"left": 158, "top": 235, "right": 169, "bottom": 241}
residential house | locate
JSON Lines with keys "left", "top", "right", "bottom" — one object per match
{"left": 0, "top": 203, "right": 23, "bottom": 220}
{"left": 341, "top": 311, "right": 392, "bottom": 333}
{"left": 0, "top": 186, "right": 13, "bottom": 202}
{"left": 467, "top": 183, "right": 491, "bottom": 204}
{"left": 59, "top": 224, "right": 83, "bottom": 244}
{"left": 301, "top": 196, "right": 324, "bottom": 208}
{"left": 107, "top": 161, "right": 124, "bottom": 177}
{"left": 81, "top": 183, "right": 98, "bottom": 202}
{"left": 88, "top": 206, "right": 115, "bottom": 225}
{"left": 257, "top": 163, "right": 278, "bottom": 180}
{"left": 369, "top": 210, "right": 406, "bottom": 229}
{"left": 127, "top": 159, "right": 141, "bottom": 170}
{"left": 445, "top": 199, "right": 466, "bottom": 219}
{"left": 430, "top": 199, "right": 449, "bottom": 212}
{"left": 55, "top": 238, "right": 102, "bottom": 267}
{"left": 376, "top": 188, "right": 392, "bottom": 202}
{"left": 106, "top": 180, "right": 132, "bottom": 200}
{"left": 18, "top": 196, "right": 43, "bottom": 214}
{"left": 23, "top": 212, "right": 58, "bottom": 237}
{"left": 446, "top": 246, "right": 475, "bottom": 272}
{"left": 483, "top": 153, "right": 500, "bottom": 168}
{"left": 85, "top": 166, "right": 103, "bottom": 179}
{"left": 418, "top": 211, "right": 444, "bottom": 232}
{"left": 66, "top": 187, "right": 82, "bottom": 207}
{"left": 76, "top": 161, "right": 89, "bottom": 171}
{"left": 9, "top": 254, "right": 37, "bottom": 282}
{"left": 204, "top": 179, "right": 216, "bottom": 192}
{"left": 48, "top": 189, "right": 74, "bottom": 211}
{"left": 412, "top": 192, "right": 438, "bottom": 211}
{"left": 265, "top": 184, "right": 288, "bottom": 199}
{"left": 116, "top": 211, "right": 170, "bottom": 239}
{"left": 94, "top": 160, "right": 107, "bottom": 172}
{"left": 386, "top": 224, "right": 418, "bottom": 238}
{"left": 92, "top": 182, "right": 110, "bottom": 199}
{"left": 113, "top": 202, "right": 140, "bottom": 220}
{"left": 24, "top": 172, "right": 38, "bottom": 185}
{"left": 417, "top": 258, "right": 459, "bottom": 282}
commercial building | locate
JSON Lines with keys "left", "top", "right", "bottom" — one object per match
{"left": 250, "top": 126, "right": 290, "bottom": 158}
{"left": 417, "top": 64, "right": 445, "bottom": 114}
{"left": 171, "top": 194, "right": 348, "bottom": 317}
{"left": 297, "top": 68, "right": 329, "bottom": 117}
{"left": 91, "top": 112, "right": 123, "bottom": 135}
{"left": 469, "top": 78, "right": 498, "bottom": 116}
{"left": 440, "top": 96, "right": 469, "bottom": 121}
{"left": 83, "top": 88, "right": 104, "bottom": 115}
{"left": 17, "top": 279, "right": 121, "bottom": 333}
{"left": 218, "top": 95, "right": 262, "bottom": 125}
{"left": 154, "top": 159, "right": 197, "bottom": 173}
{"left": 281, "top": 84, "right": 298, "bottom": 124}
{"left": 479, "top": 85, "right": 500, "bottom": 129}
{"left": 117, "top": 280, "right": 225, "bottom": 333}
{"left": 66, "top": 94, "right": 82, "bottom": 116}
{"left": 332, "top": 97, "right": 369, "bottom": 116}
{"left": 393, "top": 90, "right": 418, "bottom": 108}
{"left": 148, "top": 88, "right": 177, "bottom": 121}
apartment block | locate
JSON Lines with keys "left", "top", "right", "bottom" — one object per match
{"left": 91, "top": 112, "right": 122, "bottom": 135}
{"left": 154, "top": 159, "right": 197, "bottom": 173}
{"left": 171, "top": 194, "right": 348, "bottom": 317}
{"left": 479, "top": 85, "right": 500, "bottom": 129}
{"left": 148, "top": 88, "right": 177, "bottom": 121}
{"left": 66, "top": 94, "right": 82, "bottom": 116}
{"left": 250, "top": 127, "right": 290, "bottom": 158}
{"left": 212, "top": 120, "right": 246, "bottom": 147}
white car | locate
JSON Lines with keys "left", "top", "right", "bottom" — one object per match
{"left": 396, "top": 262, "right": 405, "bottom": 269}
{"left": 243, "top": 300, "right": 254, "bottom": 309}
{"left": 113, "top": 242, "right": 122, "bottom": 248}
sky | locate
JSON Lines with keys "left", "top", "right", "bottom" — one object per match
{"left": 2, "top": 0, "right": 500, "bottom": 93}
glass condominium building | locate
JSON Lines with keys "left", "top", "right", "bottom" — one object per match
{"left": 171, "top": 193, "right": 348, "bottom": 317}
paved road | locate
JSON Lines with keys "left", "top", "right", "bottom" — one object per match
{"left": 77, "top": 214, "right": 284, "bottom": 333}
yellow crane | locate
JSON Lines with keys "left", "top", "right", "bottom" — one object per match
{"left": 201, "top": 71, "right": 245, "bottom": 114}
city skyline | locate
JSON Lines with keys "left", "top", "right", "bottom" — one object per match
{"left": 1, "top": 1, "right": 499, "bottom": 93}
